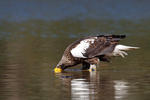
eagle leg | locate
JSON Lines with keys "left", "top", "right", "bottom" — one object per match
{"left": 82, "top": 58, "right": 99, "bottom": 71}
{"left": 99, "top": 55, "right": 111, "bottom": 62}
{"left": 82, "top": 62, "right": 90, "bottom": 70}
{"left": 89, "top": 64, "right": 97, "bottom": 72}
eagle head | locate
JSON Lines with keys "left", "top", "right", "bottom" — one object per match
{"left": 54, "top": 55, "right": 72, "bottom": 73}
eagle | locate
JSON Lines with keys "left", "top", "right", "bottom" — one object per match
{"left": 54, "top": 35, "right": 139, "bottom": 73}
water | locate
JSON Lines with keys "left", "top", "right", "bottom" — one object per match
{"left": 0, "top": 0, "right": 150, "bottom": 100}
{"left": 0, "top": 32, "right": 149, "bottom": 100}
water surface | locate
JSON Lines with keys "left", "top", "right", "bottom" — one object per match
{"left": 0, "top": 35, "right": 149, "bottom": 100}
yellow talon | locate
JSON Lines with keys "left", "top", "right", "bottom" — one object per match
{"left": 89, "top": 64, "right": 97, "bottom": 72}
{"left": 54, "top": 68, "right": 62, "bottom": 73}
{"left": 89, "top": 68, "right": 96, "bottom": 72}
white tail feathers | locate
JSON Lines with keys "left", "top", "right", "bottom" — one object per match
{"left": 113, "top": 45, "right": 140, "bottom": 58}
{"left": 115, "top": 45, "right": 140, "bottom": 51}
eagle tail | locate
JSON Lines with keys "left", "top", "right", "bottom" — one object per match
{"left": 115, "top": 45, "right": 140, "bottom": 51}
{"left": 113, "top": 45, "right": 140, "bottom": 58}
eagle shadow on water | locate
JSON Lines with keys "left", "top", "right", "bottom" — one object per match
{"left": 55, "top": 35, "right": 139, "bottom": 72}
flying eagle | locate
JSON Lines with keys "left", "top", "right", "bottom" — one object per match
{"left": 54, "top": 35, "right": 139, "bottom": 73}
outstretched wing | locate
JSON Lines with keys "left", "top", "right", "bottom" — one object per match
{"left": 83, "top": 35, "right": 126, "bottom": 58}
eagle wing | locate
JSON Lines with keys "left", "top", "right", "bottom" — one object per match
{"left": 70, "top": 35, "right": 126, "bottom": 58}
{"left": 83, "top": 35, "right": 126, "bottom": 58}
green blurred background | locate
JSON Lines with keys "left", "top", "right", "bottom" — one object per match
{"left": 0, "top": 0, "right": 150, "bottom": 100}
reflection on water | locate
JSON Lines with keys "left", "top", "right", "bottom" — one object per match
{"left": 71, "top": 78, "right": 92, "bottom": 100}
{"left": 71, "top": 72, "right": 98, "bottom": 100}
{"left": 56, "top": 71, "right": 132, "bottom": 100}
{"left": 114, "top": 81, "right": 129, "bottom": 100}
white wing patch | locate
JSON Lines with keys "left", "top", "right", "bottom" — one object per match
{"left": 71, "top": 38, "right": 96, "bottom": 58}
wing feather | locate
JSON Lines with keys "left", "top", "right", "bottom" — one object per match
{"left": 83, "top": 35, "right": 126, "bottom": 58}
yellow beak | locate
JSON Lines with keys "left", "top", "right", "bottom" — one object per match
{"left": 54, "top": 67, "right": 62, "bottom": 73}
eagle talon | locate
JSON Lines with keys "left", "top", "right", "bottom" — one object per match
{"left": 89, "top": 68, "right": 96, "bottom": 72}
{"left": 89, "top": 64, "right": 97, "bottom": 72}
